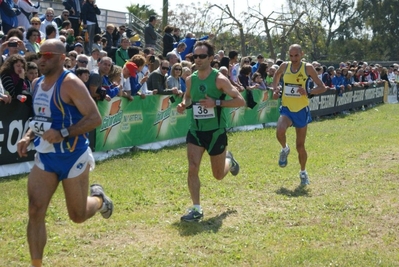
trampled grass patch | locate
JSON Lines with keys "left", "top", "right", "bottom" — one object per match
{"left": 1, "top": 104, "right": 399, "bottom": 266}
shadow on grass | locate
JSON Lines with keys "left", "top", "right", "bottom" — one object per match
{"left": 0, "top": 173, "right": 27, "bottom": 183}
{"left": 172, "top": 209, "right": 237, "bottom": 236}
{"left": 275, "top": 186, "right": 311, "bottom": 197}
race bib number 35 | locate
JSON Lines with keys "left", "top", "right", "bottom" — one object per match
{"left": 284, "top": 83, "right": 301, "bottom": 97}
{"left": 29, "top": 116, "right": 53, "bottom": 136}
{"left": 192, "top": 102, "right": 216, "bottom": 119}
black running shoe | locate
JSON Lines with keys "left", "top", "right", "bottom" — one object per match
{"left": 226, "top": 151, "right": 240, "bottom": 176}
{"left": 180, "top": 207, "right": 203, "bottom": 222}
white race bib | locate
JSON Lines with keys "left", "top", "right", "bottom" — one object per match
{"left": 29, "top": 116, "right": 53, "bottom": 136}
{"left": 192, "top": 102, "right": 215, "bottom": 119}
{"left": 284, "top": 83, "right": 301, "bottom": 97}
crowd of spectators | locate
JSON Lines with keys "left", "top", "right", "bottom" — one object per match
{"left": 1, "top": 2, "right": 398, "bottom": 114}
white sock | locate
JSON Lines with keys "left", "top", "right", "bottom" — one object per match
{"left": 283, "top": 145, "right": 289, "bottom": 151}
{"left": 300, "top": 170, "right": 307, "bottom": 174}
{"left": 193, "top": 205, "right": 202, "bottom": 212}
{"left": 226, "top": 158, "right": 232, "bottom": 168}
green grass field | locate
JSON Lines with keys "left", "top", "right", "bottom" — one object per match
{"left": 1, "top": 104, "right": 399, "bottom": 266}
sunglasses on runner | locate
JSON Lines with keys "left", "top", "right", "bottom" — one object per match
{"left": 37, "top": 52, "right": 63, "bottom": 60}
{"left": 192, "top": 54, "right": 208, "bottom": 59}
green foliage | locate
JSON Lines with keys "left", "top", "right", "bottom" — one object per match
{"left": 126, "top": 4, "right": 158, "bottom": 22}
{"left": 2, "top": 104, "right": 399, "bottom": 266}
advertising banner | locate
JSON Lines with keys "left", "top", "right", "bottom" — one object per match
{"left": 95, "top": 91, "right": 281, "bottom": 152}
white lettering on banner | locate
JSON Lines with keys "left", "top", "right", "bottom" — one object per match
{"left": 365, "top": 88, "right": 376, "bottom": 100}
{"left": 320, "top": 95, "right": 335, "bottom": 109}
{"left": 353, "top": 90, "right": 364, "bottom": 102}
{"left": 6, "top": 120, "right": 30, "bottom": 154}
{"left": 336, "top": 91, "right": 353, "bottom": 106}
{"left": 376, "top": 87, "right": 384, "bottom": 97}
{"left": 0, "top": 121, "right": 3, "bottom": 154}
{"left": 309, "top": 97, "right": 319, "bottom": 111}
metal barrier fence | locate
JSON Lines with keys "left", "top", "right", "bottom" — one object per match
{"left": 39, "top": 1, "right": 128, "bottom": 31}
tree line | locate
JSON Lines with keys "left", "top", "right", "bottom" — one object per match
{"left": 126, "top": 0, "right": 399, "bottom": 62}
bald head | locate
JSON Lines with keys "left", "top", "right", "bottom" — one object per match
{"left": 289, "top": 44, "right": 302, "bottom": 53}
{"left": 40, "top": 39, "right": 66, "bottom": 54}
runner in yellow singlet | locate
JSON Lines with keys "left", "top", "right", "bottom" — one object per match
{"left": 272, "top": 44, "right": 327, "bottom": 186}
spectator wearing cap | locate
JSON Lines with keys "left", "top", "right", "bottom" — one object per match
{"left": 123, "top": 54, "right": 149, "bottom": 100}
{"left": 88, "top": 48, "right": 100, "bottom": 71}
{"left": 115, "top": 37, "right": 130, "bottom": 67}
{"left": 252, "top": 54, "right": 264, "bottom": 74}
{"left": 40, "top": 8, "right": 59, "bottom": 39}
{"left": 144, "top": 15, "right": 158, "bottom": 48}
{"left": 74, "top": 42, "right": 84, "bottom": 54}
{"left": 322, "top": 66, "right": 335, "bottom": 89}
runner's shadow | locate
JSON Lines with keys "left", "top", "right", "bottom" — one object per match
{"left": 275, "top": 186, "right": 311, "bottom": 197}
{"left": 172, "top": 209, "right": 237, "bottom": 236}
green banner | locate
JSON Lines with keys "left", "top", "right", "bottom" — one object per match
{"left": 95, "top": 91, "right": 281, "bottom": 152}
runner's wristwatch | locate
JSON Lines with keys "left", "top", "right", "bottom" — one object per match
{"left": 60, "top": 128, "right": 69, "bottom": 138}
{"left": 215, "top": 100, "right": 221, "bottom": 106}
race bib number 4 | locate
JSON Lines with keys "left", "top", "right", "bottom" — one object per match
{"left": 192, "top": 102, "right": 215, "bottom": 119}
{"left": 284, "top": 83, "right": 301, "bottom": 97}
{"left": 29, "top": 116, "right": 53, "bottom": 136}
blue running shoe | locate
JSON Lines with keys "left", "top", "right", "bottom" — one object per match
{"left": 299, "top": 171, "right": 310, "bottom": 186}
{"left": 226, "top": 151, "right": 240, "bottom": 176}
{"left": 278, "top": 146, "right": 290, "bottom": 167}
{"left": 181, "top": 207, "right": 203, "bottom": 222}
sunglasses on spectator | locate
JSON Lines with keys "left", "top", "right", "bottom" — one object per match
{"left": 161, "top": 66, "right": 169, "bottom": 70}
{"left": 78, "top": 60, "right": 88, "bottom": 64}
{"left": 193, "top": 54, "right": 208, "bottom": 59}
{"left": 46, "top": 14, "right": 54, "bottom": 17}
{"left": 175, "top": 68, "right": 182, "bottom": 71}
{"left": 65, "top": 65, "right": 71, "bottom": 69}
{"left": 37, "top": 52, "right": 63, "bottom": 60}
{"left": 63, "top": 14, "right": 69, "bottom": 16}
{"left": 120, "top": 28, "right": 126, "bottom": 31}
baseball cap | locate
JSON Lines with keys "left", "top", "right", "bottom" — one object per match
{"left": 327, "top": 66, "right": 335, "bottom": 71}
{"left": 257, "top": 54, "right": 264, "bottom": 59}
{"left": 125, "top": 62, "right": 138, "bottom": 77}
{"left": 75, "top": 42, "right": 83, "bottom": 47}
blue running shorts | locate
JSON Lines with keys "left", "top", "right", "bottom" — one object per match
{"left": 280, "top": 106, "right": 312, "bottom": 128}
{"left": 34, "top": 147, "right": 95, "bottom": 180}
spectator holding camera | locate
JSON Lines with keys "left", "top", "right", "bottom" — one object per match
{"left": 0, "top": 54, "right": 28, "bottom": 103}
{"left": 0, "top": 36, "right": 27, "bottom": 66}
{"left": 87, "top": 56, "right": 119, "bottom": 101}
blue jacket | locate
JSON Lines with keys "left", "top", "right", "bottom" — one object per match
{"left": 179, "top": 35, "right": 209, "bottom": 60}
{"left": 0, "top": 0, "right": 19, "bottom": 28}
{"left": 129, "top": 75, "right": 143, "bottom": 96}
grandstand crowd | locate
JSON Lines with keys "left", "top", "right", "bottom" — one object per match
{"left": 0, "top": 0, "right": 399, "bottom": 106}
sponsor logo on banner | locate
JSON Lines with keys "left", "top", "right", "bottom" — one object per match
{"left": 100, "top": 99, "right": 122, "bottom": 146}
{"left": 153, "top": 97, "right": 171, "bottom": 138}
